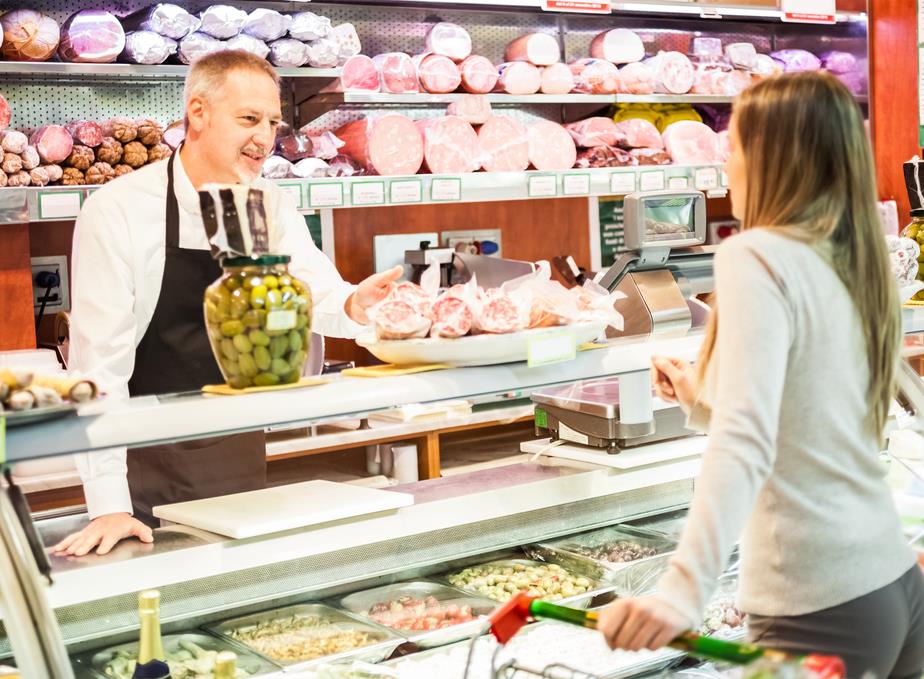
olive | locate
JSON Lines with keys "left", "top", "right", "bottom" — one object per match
{"left": 242, "top": 309, "right": 264, "bottom": 328}
{"left": 249, "top": 329, "right": 271, "bottom": 346}
{"left": 230, "top": 296, "right": 249, "bottom": 320}
{"left": 205, "top": 302, "right": 221, "bottom": 324}
{"left": 244, "top": 275, "right": 262, "bottom": 290}
{"left": 238, "top": 354, "right": 258, "bottom": 378}
{"left": 270, "top": 336, "right": 288, "bottom": 359}
{"left": 228, "top": 375, "right": 252, "bottom": 389}
{"left": 266, "top": 289, "right": 283, "bottom": 309}
{"left": 908, "top": 225, "right": 920, "bottom": 239}
{"left": 282, "top": 369, "right": 300, "bottom": 384}
{"left": 278, "top": 275, "right": 293, "bottom": 288}
{"left": 271, "top": 358, "right": 291, "bottom": 376}
{"left": 233, "top": 333, "right": 253, "bottom": 354}
{"left": 208, "top": 285, "right": 231, "bottom": 306}
{"left": 220, "top": 339, "right": 238, "bottom": 361}
{"left": 263, "top": 274, "right": 279, "bottom": 289}
{"left": 220, "top": 320, "right": 244, "bottom": 337}
{"left": 254, "top": 372, "right": 280, "bottom": 387}
{"left": 289, "top": 349, "right": 307, "bottom": 370}
{"left": 296, "top": 313, "right": 309, "bottom": 330}
{"left": 288, "top": 330, "right": 303, "bottom": 352}
{"left": 280, "top": 285, "right": 297, "bottom": 301}
{"left": 250, "top": 285, "right": 268, "bottom": 308}
{"left": 217, "top": 297, "right": 230, "bottom": 318}
{"left": 254, "top": 346, "right": 272, "bottom": 371}
{"left": 222, "top": 359, "right": 240, "bottom": 376}
{"left": 224, "top": 276, "right": 241, "bottom": 291}
{"left": 265, "top": 328, "right": 287, "bottom": 338}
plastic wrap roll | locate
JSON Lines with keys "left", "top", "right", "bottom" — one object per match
{"left": 121, "top": 31, "right": 178, "bottom": 64}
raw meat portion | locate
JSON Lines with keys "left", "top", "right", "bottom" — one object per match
{"left": 376, "top": 300, "right": 431, "bottom": 340}
{"left": 496, "top": 62, "right": 542, "bottom": 95}
{"left": 447, "top": 95, "right": 493, "bottom": 125}
{"left": 417, "top": 54, "right": 462, "bottom": 94}
{"left": 475, "top": 291, "right": 522, "bottom": 334}
{"left": 391, "top": 282, "right": 432, "bottom": 319}
{"left": 335, "top": 115, "right": 424, "bottom": 175}
{"left": 197, "top": 5, "right": 247, "bottom": 39}
{"left": 262, "top": 156, "right": 293, "bottom": 179}
{"left": 1, "top": 10, "right": 60, "bottom": 62}
{"left": 243, "top": 8, "right": 290, "bottom": 42}
{"left": 333, "top": 24, "right": 362, "bottom": 64}
{"left": 0, "top": 95, "right": 10, "bottom": 133}
{"left": 276, "top": 134, "right": 313, "bottom": 162}
{"left": 30, "top": 125, "right": 74, "bottom": 164}
{"left": 65, "top": 121, "right": 103, "bottom": 148}
{"left": 565, "top": 117, "right": 625, "bottom": 148}
{"left": 121, "top": 4, "right": 199, "bottom": 41}
{"left": 268, "top": 38, "right": 309, "bottom": 67}
{"left": 341, "top": 55, "right": 380, "bottom": 92}
{"left": 647, "top": 52, "right": 695, "bottom": 94}
{"left": 504, "top": 33, "right": 560, "bottom": 66}
{"left": 431, "top": 296, "right": 474, "bottom": 338}
{"left": 460, "top": 55, "right": 498, "bottom": 94}
{"left": 771, "top": 49, "right": 821, "bottom": 72}
{"left": 477, "top": 116, "right": 530, "bottom": 173}
{"left": 122, "top": 31, "right": 177, "bottom": 64}
{"left": 289, "top": 12, "right": 332, "bottom": 41}
{"left": 226, "top": 34, "right": 269, "bottom": 59}
{"left": 417, "top": 116, "right": 480, "bottom": 174}
{"left": 540, "top": 63, "right": 574, "bottom": 95}
{"left": 662, "top": 121, "right": 721, "bottom": 165}
{"left": 630, "top": 147, "right": 671, "bottom": 165}
{"left": 306, "top": 37, "right": 340, "bottom": 68}
{"left": 616, "top": 119, "right": 664, "bottom": 149}
{"left": 425, "top": 22, "right": 471, "bottom": 62}
{"left": 327, "top": 154, "right": 364, "bottom": 177}
{"left": 58, "top": 10, "right": 125, "bottom": 63}
{"left": 575, "top": 146, "right": 637, "bottom": 169}
{"left": 820, "top": 50, "right": 858, "bottom": 74}
{"left": 589, "top": 28, "right": 645, "bottom": 65}
{"left": 570, "top": 59, "right": 621, "bottom": 94}
{"left": 617, "top": 62, "right": 655, "bottom": 94}
{"left": 177, "top": 32, "right": 224, "bottom": 64}
{"left": 373, "top": 53, "right": 419, "bottom": 94}
{"left": 724, "top": 43, "right": 757, "bottom": 70}
{"left": 527, "top": 121, "right": 577, "bottom": 171}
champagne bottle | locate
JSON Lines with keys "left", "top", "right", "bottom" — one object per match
{"left": 132, "top": 590, "right": 171, "bottom": 679}
{"left": 213, "top": 651, "right": 237, "bottom": 679}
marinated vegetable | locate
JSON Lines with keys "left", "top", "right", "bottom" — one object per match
{"left": 98, "top": 638, "right": 253, "bottom": 679}
{"left": 227, "top": 613, "right": 378, "bottom": 663}
{"left": 365, "top": 596, "right": 477, "bottom": 631}
{"left": 448, "top": 561, "right": 592, "bottom": 602}
{"left": 702, "top": 594, "right": 744, "bottom": 636}
{"left": 571, "top": 540, "right": 658, "bottom": 564}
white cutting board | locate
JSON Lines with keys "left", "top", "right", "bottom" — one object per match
{"left": 520, "top": 436, "right": 706, "bottom": 469}
{"left": 153, "top": 480, "right": 414, "bottom": 539}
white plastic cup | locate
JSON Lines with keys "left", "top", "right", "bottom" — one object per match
{"left": 391, "top": 444, "right": 419, "bottom": 484}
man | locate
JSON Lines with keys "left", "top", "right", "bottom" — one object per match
{"left": 53, "top": 51, "right": 401, "bottom": 557}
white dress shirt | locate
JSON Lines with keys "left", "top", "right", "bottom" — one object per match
{"left": 70, "top": 153, "right": 365, "bottom": 519}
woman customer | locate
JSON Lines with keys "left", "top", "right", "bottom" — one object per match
{"left": 598, "top": 71, "right": 924, "bottom": 678}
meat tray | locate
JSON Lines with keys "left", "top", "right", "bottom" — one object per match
{"left": 336, "top": 580, "right": 497, "bottom": 650}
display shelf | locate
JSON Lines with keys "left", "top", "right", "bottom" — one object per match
{"left": 312, "top": 92, "right": 739, "bottom": 106}
{"left": 0, "top": 61, "right": 340, "bottom": 83}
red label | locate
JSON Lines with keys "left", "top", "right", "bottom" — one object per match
{"left": 783, "top": 11, "right": 836, "bottom": 23}
{"left": 542, "top": 0, "right": 611, "bottom": 14}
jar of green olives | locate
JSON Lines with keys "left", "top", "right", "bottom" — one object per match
{"left": 204, "top": 255, "right": 312, "bottom": 389}
{"left": 903, "top": 213, "right": 924, "bottom": 301}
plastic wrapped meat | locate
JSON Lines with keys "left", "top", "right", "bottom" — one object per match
{"left": 477, "top": 116, "right": 530, "bottom": 172}
{"left": 333, "top": 24, "right": 362, "bottom": 64}
{"left": 770, "top": 49, "right": 821, "bottom": 72}
{"left": 589, "top": 28, "right": 645, "bottom": 65}
{"left": 374, "top": 53, "right": 419, "bottom": 94}
{"left": 341, "top": 55, "right": 380, "bottom": 92}
{"left": 334, "top": 115, "right": 424, "bottom": 176}
{"left": 289, "top": 12, "right": 332, "bottom": 42}
{"left": 565, "top": 117, "right": 626, "bottom": 148}
{"left": 570, "top": 59, "right": 621, "bottom": 94}
{"left": 243, "top": 8, "right": 291, "bottom": 42}
{"left": 630, "top": 147, "right": 671, "bottom": 166}
{"left": 122, "top": 4, "right": 199, "bottom": 41}
{"left": 617, "top": 62, "right": 655, "bottom": 95}
{"left": 178, "top": 32, "right": 225, "bottom": 64}
{"left": 305, "top": 131, "right": 344, "bottom": 160}
{"left": 646, "top": 51, "right": 695, "bottom": 94}
{"left": 716, "top": 130, "right": 730, "bottom": 162}
{"left": 417, "top": 54, "right": 462, "bottom": 94}
{"left": 121, "top": 31, "right": 178, "bottom": 64}
{"left": 268, "top": 39, "right": 308, "bottom": 68}
{"left": 460, "top": 55, "right": 499, "bottom": 94}
{"left": 1, "top": 9, "right": 60, "bottom": 62}
{"left": 615, "top": 119, "right": 663, "bottom": 149}
{"left": 724, "top": 43, "right": 758, "bottom": 70}
{"left": 0, "top": 95, "right": 9, "bottom": 133}
{"left": 692, "top": 37, "right": 722, "bottom": 60}
{"left": 474, "top": 290, "right": 525, "bottom": 334}
{"left": 416, "top": 116, "right": 480, "bottom": 174}
{"left": 540, "top": 63, "right": 574, "bottom": 95}
{"left": 376, "top": 300, "right": 431, "bottom": 340}
{"left": 292, "top": 157, "right": 329, "bottom": 178}
{"left": 425, "top": 22, "right": 472, "bottom": 62}
{"left": 835, "top": 70, "right": 865, "bottom": 95}
{"left": 197, "top": 5, "right": 247, "bottom": 39}
{"left": 447, "top": 95, "right": 493, "bottom": 125}
{"left": 575, "top": 146, "right": 637, "bottom": 169}
{"left": 495, "top": 62, "right": 540, "bottom": 95}
{"left": 227, "top": 34, "right": 269, "bottom": 60}
{"left": 276, "top": 134, "right": 313, "bottom": 162}
{"left": 58, "top": 10, "right": 125, "bottom": 63}
{"left": 504, "top": 33, "right": 560, "bottom": 66}
{"left": 528, "top": 121, "right": 576, "bottom": 171}
{"left": 753, "top": 53, "right": 782, "bottom": 78}
{"left": 662, "top": 121, "right": 721, "bottom": 165}
{"left": 307, "top": 38, "right": 340, "bottom": 68}
{"left": 327, "top": 154, "right": 363, "bottom": 177}
{"left": 820, "top": 50, "right": 858, "bottom": 74}
{"left": 431, "top": 295, "right": 474, "bottom": 338}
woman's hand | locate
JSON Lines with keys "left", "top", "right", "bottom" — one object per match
{"left": 597, "top": 596, "right": 690, "bottom": 652}
{"left": 651, "top": 355, "right": 698, "bottom": 414}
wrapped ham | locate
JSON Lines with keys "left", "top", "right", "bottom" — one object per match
{"left": 617, "top": 62, "right": 655, "bottom": 95}
{"left": 425, "top": 22, "right": 471, "bottom": 62}
{"left": 376, "top": 300, "right": 431, "bottom": 340}
{"left": 662, "top": 121, "right": 721, "bottom": 165}
{"left": 373, "top": 53, "right": 419, "bottom": 94}
{"left": 333, "top": 24, "right": 362, "bottom": 64}
{"left": 630, "top": 147, "right": 671, "bottom": 165}
{"left": 1, "top": 130, "right": 28, "bottom": 155}
{"left": 227, "top": 34, "right": 269, "bottom": 60}
{"left": 417, "top": 116, "right": 480, "bottom": 174}
{"left": 835, "top": 71, "right": 865, "bottom": 95}
{"left": 305, "top": 131, "right": 345, "bottom": 160}
{"left": 268, "top": 39, "right": 309, "bottom": 68}
{"left": 724, "top": 43, "right": 758, "bottom": 71}
{"left": 527, "top": 121, "right": 577, "bottom": 172}
{"left": 121, "top": 31, "right": 178, "bottom": 64}
{"left": 820, "top": 50, "right": 858, "bottom": 74}
{"left": 276, "top": 134, "right": 313, "bottom": 162}
{"left": 327, "top": 154, "right": 363, "bottom": 177}
{"left": 504, "top": 33, "right": 560, "bottom": 66}
{"left": 289, "top": 12, "right": 332, "bottom": 41}
{"left": 244, "top": 8, "right": 291, "bottom": 42}
{"left": 306, "top": 38, "right": 340, "bottom": 68}
{"left": 460, "top": 55, "right": 498, "bottom": 94}
{"left": 58, "top": 10, "right": 125, "bottom": 63}
{"left": 163, "top": 121, "right": 185, "bottom": 150}
{"left": 1, "top": 10, "right": 60, "bottom": 62}
{"left": 417, "top": 54, "right": 462, "bottom": 94}
{"left": 646, "top": 51, "right": 695, "bottom": 94}
{"left": 692, "top": 37, "right": 723, "bottom": 61}
{"left": 540, "top": 63, "right": 575, "bottom": 95}
{"left": 122, "top": 4, "right": 199, "bottom": 41}
{"left": 575, "top": 145, "right": 637, "bottom": 169}
{"left": 495, "top": 62, "right": 541, "bottom": 95}
{"left": 477, "top": 116, "right": 530, "bottom": 172}
{"left": 771, "top": 49, "right": 821, "bottom": 72}
{"left": 197, "top": 5, "right": 247, "bottom": 39}
{"left": 30, "top": 125, "right": 74, "bottom": 164}
{"left": 615, "top": 119, "right": 664, "bottom": 149}
{"left": 447, "top": 95, "right": 493, "bottom": 125}
{"left": 392, "top": 282, "right": 433, "bottom": 319}
{"left": 717, "top": 130, "right": 731, "bottom": 162}
{"left": 570, "top": 59, "right": 621, "bottom": 94}
{"left": 565, "top": 118, "right": 625, "bottom": 148}
{"left": 334, "top": 115, "right": 424, "bottom": 175}
{"left": 753, "top": 54, "right": 783, "bottom": 78}
{"left": 589, "top": 28, "right": 645, "bottom": 65}
{"left": 178, "top": 32, "right": 224, "bottom": 64}
{"left": 0, "top": 95, "right": 10, "bottom": 133}
{"left": 341, "top": 55, "right": 380, "bottom": 92}
{"left": 65, "top": 120, "right": 103, "bottom": 148}
{"left": 292, "top": 158, "right": 330, "bottom": 178}
{"left": 431, "top": 295, "right": 474, "bottom": 338}
{"left": 474, "top": 290, "right": 525, "bottom": 334}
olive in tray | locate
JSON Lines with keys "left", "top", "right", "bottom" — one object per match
{"left": 445, "top": 560, "right": 595, "bottom": 603}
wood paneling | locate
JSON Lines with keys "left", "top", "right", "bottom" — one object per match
{"left": 0, "top": 224, "right": 36, "bottom": 351}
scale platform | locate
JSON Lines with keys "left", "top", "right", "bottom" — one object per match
{"left": 521, "top": 435, "right": 706, "bottom": 469}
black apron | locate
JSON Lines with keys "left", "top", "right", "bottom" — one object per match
{"left": 126, "top": 152, "right": 266, "bottom": 527}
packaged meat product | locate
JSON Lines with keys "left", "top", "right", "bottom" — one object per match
{"left": 292, "top": 157, "right": 330, "bottom": 178}
{"left": 630, "top": 147, "right": 671, "bottom": 165}
{"left": 391, "top": 281, "right": 433, "bottom": 319}
{"left": 227, "top": 34, "right": 269, "bottom": 60}
{"left": 431, "top": 295, "right": 474, "bottom": 338}
{"left": 1, "top": 153, "right": 23, "bottom": 174}
{"left": 691, "top": 68, "right": 725, "bottom": 95}
{"left": 30, "top": 125, "right": 74, "bottom": 164}
{"left": 692, "top": 37, "right": 723, "bottom": 60}
{"left": 477, "top": 116, "right": 530, "bottom": 173}
{"left": 197, "top": 5, "right": 247, "bottom": 39}
{"left": 527, "top": 121, "right": 577, "bottom": 171}
{"left": 333, "top": 23, "right": 362, "bottom": 64}
{"left": 540, "top": 63, "right": 575, "bottom": 95}
{"left": 770, "top": 49, "right": 821, "bottom": 72}
{"left": 460, "top": 55, "right": 498, "bottom": 94}
{"left": 44, "top": 164, "right": 63, "bottom": 183}
{"left": 820, "top": 50, "right": 858, "bottom": 75}
{"left": 86, "top": 161, "right": 115, "bottom": 185}
{"left": 724, "top": 43, "right": 758, "bottom": 71}
{"left": 835, "top": 70, "right": 865, "bottom": 95}
{"left": 1, "top": 130, "right": 28, "bottom": 155}
{"left": 724, "top": 70, "right": 752, "bottom": 95}
{"left": 66, "top": 145, "right": 95, "bottom": 170}
{"left": 565, "top": 117, "right": 625, "bottom": 148}
{"left": 262, "top": 156, "right": 293, "bottom": 179}
{"left": 417, "top": 54, "right": 462, "bottom": 94}
{"left": 615, "top": 118, "right": 664, "bottom": 149}
{"left": 504, "top": 33, "right": 560, "bottom": 66}
{"left": 752, "top": 53, "right": 782, "bottom": 78}
{"left": 716, "top": 129, "right": 730, "bottom": 162}
{"left": 288, "top": 12, "right": 332, "bottom": 42}
{"left": 306, "top": 37, "right": 340, "bottom": 68}
{"left": 575, "top": 145, "right": 636, "bottom": 169}
{"left": 268, "top": 39, "right": 309, "bottom": 67}
{"left": 375, "top": 299, "right": 431, "bottom": 340}
{"left": 570, "top": 59, "right": 621, "bottom": 95}
{"left": 58, "top": 10, "right": 125, "bottom": 64}
{"left": 0, "top": 95, "right": 10, "bottom": 133}
{"left": 646, "top": 51, "right": 695, "bottom": 94}
{"left": 662, "top": 120, "right": 721, "bottom": 165}
{"left": 123, "top": 141, "right": 149, "bottom": 168}
{"left": 416, "top": 116, "right": 480, "bottom": 174}
{"left": 617, "top": 62, "right": 655, "bottom": 95}
{"left": 327, "top": 154, "right": 363, "bottom": 177}
{"left": 29, "top": 166, "right": 50, "bottom": 187}
{"left": 121, "top": 31, "right": 178, "bottom": 64}
{"left": 163, "top": 121, "right": 185, "bottom": 150}
{"left": 96, "top": 137, "right": 123, "bottom": 165}
{"left": 20, "top": 145, "right": 40, "bottom": 171}
{"left": 243, "top": 8, "right": 291, "bottom": 42}
{"left": 474, "top": 290, "right": 524, "bottom": 334}
{"left": 425, "top": 22, "right": 472, "bottom": 62}
{"left": 589, "top": 28, "right": 645, "bottom": 65}
{"left": 1, "top": 10, "right": 60, "bottom": 62}
{"left": 7, "top": 171, "right": 30, "bottom": 188}
{"left": 495, "top": 62, "right": 542, "bottom": 95}
{"left": 340, "top": 55, "right": 380, "bottom": 93}
{"left": 103, "top": 118, "right": 138, "bottom": 144}
{"left": 447, "top": 95, "right": 493, "bottom": 125}
{"left": 373, "top": 53, "right": 419, "bottom": 94}
{"left": 276, "top": 134, "right": 313, "bottom": 162}
{"left": 121, "top": 5, "right": 199, "bottom": 41}
{"left": 178, "top": 32, "right": 225, "bottom": 64}
{"left": 305, "top": 131, "right": 344, "bottom": 160}
{"left": 335, "top": 114, "right": 424, "bottom": 176}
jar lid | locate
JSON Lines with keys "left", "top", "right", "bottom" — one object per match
{"left": 222, "top": 254, "right": 291, "bottom": 267}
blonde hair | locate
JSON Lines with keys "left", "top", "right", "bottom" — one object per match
{"left": 699, "top": 71, "right": 900, "bottom": 442}
{"left": 184, "top": 50, "right": 280, "bottom": 107}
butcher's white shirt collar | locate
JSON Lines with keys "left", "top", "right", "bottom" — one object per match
{"left": 172, "top": 147, "right": 203, "bottom": 217}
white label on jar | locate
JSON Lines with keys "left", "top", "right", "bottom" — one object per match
{"left": 266, "top": 309, "right": 297, "bottom": 331}
{"left": 558, "top": 421, "right": 590, "bottom": 446}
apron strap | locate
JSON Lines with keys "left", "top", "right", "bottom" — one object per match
{"left": 165, "top": 151, "right": 180, "bottom": 249}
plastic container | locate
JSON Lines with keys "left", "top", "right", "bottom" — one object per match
{"left": 203, "top": 254, "right": 312, "bottom": 389}
{"left": 701, "top": 574, "right": 745, "bottom": 641}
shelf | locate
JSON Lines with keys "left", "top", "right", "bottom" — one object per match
{"left": 904, "top": 307, "right": 924, "bottom": 335}
{"left": 314, "top": 92, "right": 738, "bottom": 106}
{"left": 0, "top": 61, "right": 340, "bottom": 83}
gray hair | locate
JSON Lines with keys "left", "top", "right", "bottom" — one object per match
{"left": 184, "top": 50, "right": 280, "bottom": 107}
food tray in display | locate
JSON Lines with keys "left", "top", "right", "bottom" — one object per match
{"left": 336, "top": 580, "right": 497, "bottom": 650}
{"left": 73, "top": 632, "right": 280, "bottom": 679}
{"left": 3, "top": 402, "right": 79, "bottom": 428}
{"left": 206, "top": 603, "right": 403, "bottom": 670}
{"left": 701, "top": 573, "right": 746, "bottom": 642}
{"left": 356, "top": 321, "right": 605, "bottom": 368}
{"left": 625, "top": 509, "right": 689, "bottom": 540}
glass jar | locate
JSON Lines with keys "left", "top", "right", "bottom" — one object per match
{"left": 903, "top": 214, "right": 924, "bottom": 301}
{"left": 204, "top": 255, "right": 312, "bottom": 389}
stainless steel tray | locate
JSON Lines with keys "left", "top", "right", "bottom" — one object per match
{"left": 336, "top": 580, "right": 496, "bottom": 650}
{"left": 206, "top": 603, "right": 403, "bottom": 671}
{"left": 625, "top": 509, "right": 689, "bottom": 540}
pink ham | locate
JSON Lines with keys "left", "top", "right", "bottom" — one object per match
{"left": 570, "top": 59, "right": 621, "bottom": 94}
{"left": 447, "top": 95, "right": 493, "bottom": 125}
{"left": 717, "top": 129, "right": 731, "bottom": 162}
{"left": 459, "top": 55, "right": 498, "bottom": 94}
{"left": 504, "top": 33, "right": 560, "bottom": 66}
{"left": 334, "top": 114, "right": 424, "bottom": 176}
{"left": 430, "top": 295, "right": 473, "bottom": 338}
{"left": 477, "top": 116, "right": 530, "bottom": 172}
{"left": 376, "top": 299, "right": 431, "bottom": 340}
{"left": 540, "top": 63, "right": 574, "bottom": 95}
{"left": 417, "top": 116, "right": 480, "bottom": 174}
{"left": 341, "top": 55, "right": 379, "bottom": 93}
{"left": 590, "top": 28, "right": 645, "bottom": 65}
{"left": 617, "top": 62, "right": 655, "bottom": 95}
{"left": 527, "top": 120, "right": 577, "bottom": 171}
{"left": 661, "top": 121, "right": 721, "bottom": 165}
{"left": 495, "top": 62, "right": 541, "bottom": 95}
{"left": 0, "top": 94, "right": 10, "bottom": 132}
{"left": 373, "top": 53, "right": 418, "bottom": 94}
{"left": 416, "top": 54, "right": 461, "bottom": 94}
{"left": 58, "top": 10, "right": 125, "bottom": 63}
{"left": 565, "top": 117, "right": 625, "bottom": 148}
{"left": 65, "top": 120, "right": 103, "bottom": 148}
{"left": 425, "top": 22, "right": 471, "bottom": 62}
{"left": 615, "top": 119, "right": 664, "bottom": 150}
{"left": 30, "top": 124, "right": 74, "bottom": 163}
{"left": 647, "top": 51, "right": 695, "bottom": 94}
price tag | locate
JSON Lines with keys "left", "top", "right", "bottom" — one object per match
{"left": 610, "top": 172, "right": 636, "bottom": 195}
{"left": 37, "top": 190, "right": 83, "bottom": 220}
{"left": 528, "top": 174, "right": 558, "bottom": 197}
{"left": 308, "top": 182, "right": 344, "bottom": 208}
{"left": 351, "top": 181, "right": 386, "bottom": 206}
{"left": 431, "top": 177, "right": 461, "bottom": 202}
{"left": 668, "top": 176, "right": 689, "bottom": 190}
{"left": 640, "top": 171, "right": 665, "bottom": 191}
{"left": 527, "top": 330, "right": 576, "bottom": 367}
{"left": 542, "top": 0, "right": 610, "bottom": 13}
{"left": 781, "top": 0, "right": 835, "bottom": 24}
{"left": 562, "top": 173, "right": 591, "bottom": 196}
{"left": 720, "top": 170, "right": 729, "bottom": 187}
{"left": 707, "top": 189, "right": 728, "bottom": 199}
{"left": 277, "top": 183, "right": 304, "bottom": 209}
{"left": 694, "top": 167, "right": 720, "bottom": 191}
{"left": 389, "top": 179, "right": 423, "bottom": 204}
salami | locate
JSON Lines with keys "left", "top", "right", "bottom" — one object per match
{"left": 495, "top": 62, "right": 542, "bottom": 95}
{"left": 565, "top": 117, "right": 625, "bottom": 148}
{"left": 390, "top": 282, "right": 432, "bottom": 318}
{"left": 615, "top": 119, "right": 664, "bottom": 149}
{"left": 617, "top": 62, "right": 655, "bottom": 95}
{"left": 504, "top": 33, "right": 560, "bottom": 66}
{"left": 373, "top": 53, "right": 419, "bottom": 94}
{"left": 416, "top": 54, "right": 461, "bottom": 94}
{"left": 447, "top": 95, "right": 493, "bottom": 125}
{"left": 475, "top": 291, "right": 522, "bottom": 334}
{"left": 376, "top": 299, "right": 431, "bottom": 340}
{"left": 575, "top": 145, "right": 637, "bottom": 169}
{"left": 569, "top": 59, "right": 621, "bottom": 94}
{"left": 425, "top": 22, "right": 471, "bottom": 62}
{"left": 0, "top": 94, "right": 10, "bottom": 133}
{"left": 334, "top": 115, "right": 424, "bottom": 176}
{"left": 459, "top": 55, "right": 498, "bottom": 94}
{"left": 341, "top": 55, "right": 380, "bottom": 93}
{"left": 540, "top": 63, "right": 574, "bottom": 95}
{"left": 477, "top": 116, "right": 530, "bottom": 173}
{"left": 647, "top": 52, "right": 695, "bottom": 94}
{"left": 30, "top": 125, "right": 74, "bottom": 164}
{"left": 661, "top": 121, "right": 721, "bottom": 165}
{"left": 417, "top": 116, "right": 480, "bottom": 174}
{"left": 431, "top": 296, "right": 473, "bottom": 338}
{"left": 527, "top": 121, "right": 577, "bottom": 172}
{"left": 589, "top": 28, "right": 645, "bottom": 65}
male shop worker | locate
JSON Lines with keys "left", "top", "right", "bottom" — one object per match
{"left": 53, "top": 51, "right": 402, "bottom": 557}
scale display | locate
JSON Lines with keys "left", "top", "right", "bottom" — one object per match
{"left": 623, "top": 190, "right": 707, "bottom": 250}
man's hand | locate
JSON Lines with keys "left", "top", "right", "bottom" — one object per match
{"left": 651, "top": 355, "right": 698, "bottom": 414}
{"left": 345, "top": 265, "right": 403, "bottom": 324}
{"left": 52, "top": 512, "right": 153, "bottom": 557}
{"left": 597, "top": 596, "right": 690, "bottom": 652}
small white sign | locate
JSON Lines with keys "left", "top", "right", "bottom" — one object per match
{"left": 640, "top": 171, "right": 666, "bottom": 191}
{"left": 781, "top": 0, "right": 835, "bottom": 23}
{"left": 308, "top": 182, "right": 344, "bottom": 208}
{"left": 694, "top": 167, "right": 720, "bottom": 191}
{"left": 558, "top": 421, "right": 590, "bottom": 446}
{"left": 389, "top": 179, "right": 423, "bottom": 204}
{"left": 431, "top": 178, "right": 461, "bottom": 202}
{"left": 351, "top": 181, "right": 386, "bottom": 206}
{"left": 668, "top": 176, "right": 690, "bottom": 190}
{"left": 610, "top": 172, "right": 636, "bottom": 195}
{"left": 38, "top": 191, "right": 82, "bottom": 220}
{"left": 278, "top": 183, "right": 303, "bottom": 208}
{"left": 528, "top": 175, "right": 558, "bottom": 197}
{"left": 562, "top": 174, "right": 591, "bottom": 196}
{"left": 720, "top": 170, "right": 729, "bottom": 187}
{"left": 527, "top": 331, "right": 576, "bottom": 367}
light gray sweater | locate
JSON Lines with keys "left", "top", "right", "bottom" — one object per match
{"left": 656, "top": 228, "right": 915, "bottom": 624}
